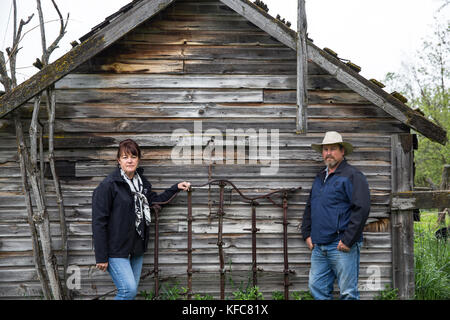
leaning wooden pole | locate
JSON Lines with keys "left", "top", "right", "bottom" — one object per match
{"left": 153, "top": 206, "right": 161, "bottom": 298}
{"left": 217, "top": 182, "right": 226, "bottom": 300}
{"left": 296, "top": 0, "right": 308, "bottom": 134}
{"left": 251, "top": 201, "right": 259, "bottom": 287}
{"left": 13, "top": 111, "right": 51, "bottom": 300}
{"left": 37, "top": 0, "right": 70, "bottom": 296}
{"left": 282, "top": 192, "right": 290, "bottom": 300}
{"left": 187, "top": 188, "right": 193, "bottom": 300}
{"left": 16, "top": 111, "right": 63, "bottom": 299}
{"left": 46, "top": 86, "right": 69, "bottom": 296}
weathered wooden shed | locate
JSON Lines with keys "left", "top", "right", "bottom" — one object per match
{"left": 0, "top": 0, "right": 447, "bottom": 300}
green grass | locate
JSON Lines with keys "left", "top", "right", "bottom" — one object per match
{"left": 414, "top": 211, "right": 450, "bottom": 300}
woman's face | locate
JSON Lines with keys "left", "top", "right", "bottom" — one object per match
{"left": 118, "top": 152, "right": 139, "bottom": 178}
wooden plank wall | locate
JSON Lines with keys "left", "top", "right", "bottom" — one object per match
{"left": 0, "top": 0, "right": 408, "bottom": 299}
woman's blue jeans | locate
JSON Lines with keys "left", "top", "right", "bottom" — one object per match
{"left": 309, "top": 240, "right": 362, "bottom": 300}
{"left": 107, "top": 255, "right": 144, "bottom": 300}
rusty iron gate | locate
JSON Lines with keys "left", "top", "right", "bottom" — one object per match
{"left": 150, "top": 180, "right": 301, "bottom": 300}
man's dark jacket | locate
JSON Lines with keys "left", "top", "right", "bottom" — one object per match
{"left": 92, "top": 167, "right": 179, "bottom": 263}
{"left": 301, "top": 159, "right": 370, "bottom": 247}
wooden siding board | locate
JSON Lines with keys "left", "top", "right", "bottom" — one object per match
{"left": 0, "top": 118, "right": 412, "bottom": 136}
{"left": 1, "top": 133, "right": 392, "bottom": 150}
{"left": 48, "top": 118, "right": 407, "bottom": 134}
{"left": 54, "top": 88, "right": 264, "bottom": 104}
{"left": 56, "top": 74, "right": 348, "bottom": 91}
{"left": 6, "top": 148, "right": 390, "bottom": 163}
{"left": 56, "top": 74, "right": 298, "bottom": 89}
{"left": 19, "top": 102, "right": 394, "bottom": 121}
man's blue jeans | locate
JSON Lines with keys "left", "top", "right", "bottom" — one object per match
{"left": 107, "top": 255, "right": 144, "bottom": 300}
{"left": 309, "top": 240, "right": 362, "bottom": 300}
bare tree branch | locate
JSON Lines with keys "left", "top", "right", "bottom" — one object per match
{"left": 37, "top": 0, "right": 69, "bottom": 65}
{"left": 0, "top": 51, "right": 12, "bottom": 92}
{"left": 36, "top": 0, "right": 47, "bottom": 64}
{"left": 45, "top": 0, "right": 69, "bottom": 62}
{"left": 13, "top": 0, "right": 17, "bottom": 49}
{"left": 9, "top": 12, "right": 34, "bottom": 87}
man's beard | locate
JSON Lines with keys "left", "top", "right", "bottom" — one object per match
{"left": 324, "top": 157, "right": 339, "bottom": 169}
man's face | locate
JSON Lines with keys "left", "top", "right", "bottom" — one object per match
{"left": 322, "top": 144, "right": 344, "bottom": 169}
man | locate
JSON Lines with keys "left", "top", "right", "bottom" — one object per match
{"left": 301, "top": 131, "right": 370, "bottom": 300}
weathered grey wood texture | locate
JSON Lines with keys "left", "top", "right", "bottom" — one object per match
{"left": 390, "top": 134, "right": 415, "bottom": 300}
{"left": 391, "top": 190, "right": 450, "bottom": 210}
{"left": 0, "top": 0, "right": 404, "bottom": 299}
{"left": 296, "top": 0, "right": 308, "bottom": 133}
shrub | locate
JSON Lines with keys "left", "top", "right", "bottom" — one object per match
{"left": 292, "top": 291, "right": 314, "bottom": 300}
{"left": 232, "top": 286, "right": 264, "bottom": 300}
{"left": 374, "top": 284, "right": 399, "bottom": 300}
{"left": 271, "top": 291, "right": 284, "bottom": 300}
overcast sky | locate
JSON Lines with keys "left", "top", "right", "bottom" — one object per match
{"left": 0, "top": 0, "right": 448, "bottom": 91}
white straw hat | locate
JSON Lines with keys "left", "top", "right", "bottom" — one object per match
{"left": 311, "top": 131, "right": 354, "bottom": 155}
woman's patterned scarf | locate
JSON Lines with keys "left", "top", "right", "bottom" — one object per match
{"left": 120, "top": 168, "right": 151, "bottom": 239}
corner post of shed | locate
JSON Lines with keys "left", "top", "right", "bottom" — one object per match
{"left": 390, "top": 134, "right": 415, "bottom": 299}
{"left": 296, "top": 0, "right": 308, "bottom": 134}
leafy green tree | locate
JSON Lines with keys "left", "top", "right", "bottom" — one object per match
{"left": 384, "top": 5, "right": 449, "bottom": 187}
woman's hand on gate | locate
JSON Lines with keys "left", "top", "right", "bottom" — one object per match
{"left": 178, "top": 181, "right": 191, "bottom": 191}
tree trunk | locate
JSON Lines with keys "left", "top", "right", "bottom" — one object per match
{"left": 17, "top": 109, "right": 63, "bottom": 300}
{"left": 13, "top": 111, "right": 52, "bottom": 300}
{"left": 46, "top": 86, "right": 69, "bottom": 297}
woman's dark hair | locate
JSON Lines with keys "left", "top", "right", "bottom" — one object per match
{"left": 117, "top": 139, "right": 141, "bottom": 159}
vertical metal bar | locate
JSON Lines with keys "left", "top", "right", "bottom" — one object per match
{"left": 251, "top": 201, "right": 258, "bottom": 287}
{"left": 187, "top": 188, "right": 193, "bottom": 300}
{"left": 282, "top": 192, "right": 290, "bottom": 300}
{"left": 153, "top": 206, "right": 160, "bottom": 298}
{"left": 217, "top": 181, "right": 225, "bottom": 300}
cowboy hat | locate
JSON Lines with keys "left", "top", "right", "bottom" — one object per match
{"left": 311, "top": 131, "right": 354, "bottom": 156}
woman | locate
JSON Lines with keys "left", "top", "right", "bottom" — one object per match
{"left": 92, "top": 139, "right": 190, "bottom": 300}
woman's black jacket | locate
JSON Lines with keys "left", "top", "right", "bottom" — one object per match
{"left": 92, "top": 167, "right": 179, "bottom": 263}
